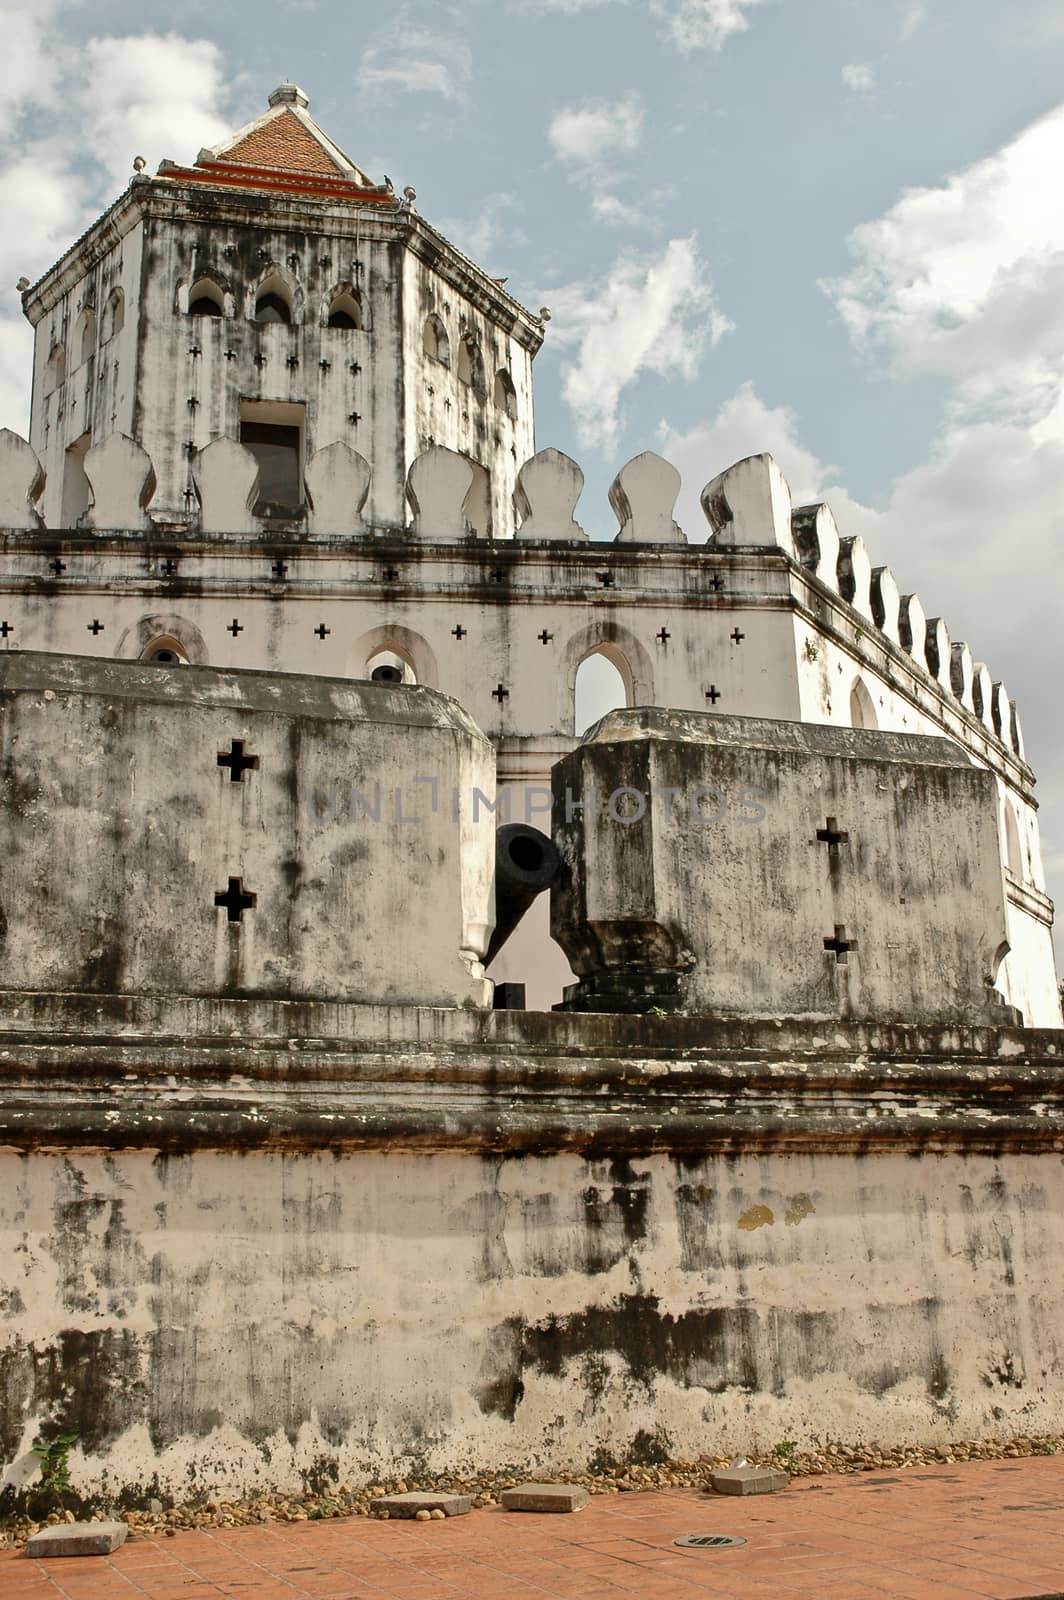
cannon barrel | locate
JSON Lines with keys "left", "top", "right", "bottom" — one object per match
{"left": 485, "top": 823, "right": 561, "bottom": 966}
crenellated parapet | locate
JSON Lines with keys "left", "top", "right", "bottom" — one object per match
{"left": 0, "top": 428, "right": 1029, "bottom": 769}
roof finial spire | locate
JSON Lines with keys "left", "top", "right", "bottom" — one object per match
{"left": 268, "top": 82, "right": 309, "bottom": 110}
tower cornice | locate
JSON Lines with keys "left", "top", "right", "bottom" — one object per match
{"left": 22, "top": 177, "right": 545, "bottom": 352}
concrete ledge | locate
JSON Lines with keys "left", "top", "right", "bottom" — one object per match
{"left": 0, "top": 1000, "right": 1060, "bottom": 1157}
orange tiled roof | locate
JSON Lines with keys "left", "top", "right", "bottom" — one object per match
{"left": 223, "top": 110, "right": 345, "bottom": 177}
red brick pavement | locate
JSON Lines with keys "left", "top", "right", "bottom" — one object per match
{"left": 3, "top": 1456, "right": 1063, "bottom": 1600}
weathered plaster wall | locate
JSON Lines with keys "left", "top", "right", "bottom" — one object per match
{"left": 2, "top": 1141, "right": 1063, "bottom": 1500}
{"left": 553, "top": 710, "right": 1012, "bottom": 1024}
{"left": 403, "top": 250, "right": 535, "bottom": 537}
{"left": 0, "top": 652, "right": 495, "bottom": 1006}
{"left": 29, "top": 219, "right": 142, "bottom": 525}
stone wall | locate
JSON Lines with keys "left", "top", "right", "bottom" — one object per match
{"left": 0, "top": 1006, "right": 1062, "bottom": 1500}
{"left": 0, "top": 652, "right": 495, "bottom": 1007}
{"left": 552, "top": 709, "right": 1013, "bottom": 1024}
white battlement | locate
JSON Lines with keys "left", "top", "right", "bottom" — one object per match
{"left": 0, "top": 427, "right": 1029, "bottom": 765}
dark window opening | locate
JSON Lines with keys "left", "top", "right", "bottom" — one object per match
{"left": 255, "top": 293, "right": 291, "bottom": 325}
{"left": 328, "top": 309, "right": 358, "bottom": 329}
{"left": 240, "top": 421, "right": 301, "bottom": 515}
{"left": 190, "top": 297, "right": 223, "bottom": 318}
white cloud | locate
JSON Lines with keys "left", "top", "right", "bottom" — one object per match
{"left": 823, "top": 102, "right": 1064, "bottom": 423}
{"left": 548, "top": 96, "right": 643, "bottom": 169}
{"left": 0, "top": 18, "right": 234, "bottom": 435}
{"left": 841, "top": 62, "right": 875, "bottom": 93}
{"left": 510, "top": 0, "right": 619, "bottom": 10}
{"left": 591, "top": 193, "right": 650, "bottom": 228}
{"left": 649, "top": 0, "right": 768, "bottom": 52}
{"left": 437, "top": 193, "right": 525, "bottom": 264}
{"left": 549, "top": 237, "right": 732, "bottom": 448}
{"left": 820, "top": 98, "right": 1064, "bottom": 925}
{"left": 899, "top": 2, "right": 925, "bottom": 39}
{"left": 0, "top": 3, "right": 63, "bottom": 138}
{"left": 79, "top": 35, "right": 232, "bottom": 190}
{"left": 360, "top": 26, "right": 472, "bottom": 103}
{"left": 660, "top": 382, "right": 878, "bottom": 542}
{"left": 548, "top": 97, "right": 655, "bottom": 232}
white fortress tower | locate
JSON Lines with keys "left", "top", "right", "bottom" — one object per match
{"left": 0, "top": 83, "right": 1058, "bottom": 1023}
{"left": 22, "top": 84, "right": 539, "bottom": 535}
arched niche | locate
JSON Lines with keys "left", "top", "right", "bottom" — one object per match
{"left": 348, "top": 624, "right": 438, "bottom": 690}
{"left": 45, "top": 343, "right": 66, "bottom": 391}
{"left": 575, "top": 651, "right": 628, "bottom": 737}
{"left": 1004, "top": 804, "right": 1023, "bottom": 880}
{"left": 494, "top": 369, "right": 518, "bottom": 420}
{"left": 457, "top": 334, "right": 485, "bottom": 395}
{"left": 102, "top": 288, "right": 124, "bottom": 343}
{"left": 115, "top": 613, "right": 209, "bottom": 665}
{"left": 188, "top": 277, "right": 226, "bottom": 318}
{"left": 423, "top": 313, "right": 449, "bottom": 366}
{"left": 253, "top": 271, "right": 298, "bottom": 326}
{"left": 326, "top": 286, "right": 362, "bottom": 329}
{"left": 849, "top": 677, "right": 878, "bottom": 730}
{"left": 75, "top": 307, "right": 96, "bottom": 367}
{"left": 561, "top": 622, "right": 655, "bottom": 737}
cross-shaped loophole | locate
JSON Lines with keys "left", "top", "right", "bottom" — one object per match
{"left": 217, "top": 740, "right": 259, "bottom": 783}
{"left": 215, "top": 877, "right": 256, "bottom": 923}
{"left": 824, "top": 925, "right": 858, "bottom": 963}
{"left": 816, "top": 817, "right": 850, "bottom": 849}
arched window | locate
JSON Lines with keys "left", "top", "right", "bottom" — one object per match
{"left": 494, "top": 369, "right": 518, "bottom": 420}
{"left": 457, "top": 334, "right": 484, "bottom": 394}
{"left": 423, "top": 313, "right": 449, "bottom": 365}
{"left": 141, "top": 635, "right": 190, "bottom": 666}
{"left": 327, "top": 288, "right": 361, "bottom": 329}
{"left": 254, "top": 276, "right": 293, "bottom": 325}
{"left": 45, "top": 343, "right": 66, "bottom": 391}
{"left": 1004, "top": 805, "right": 1023, "bottom": 880}
{"left": 189, "top": 278, "right": 225, "bottom": 317}
{"left": 102, "top": 288, "right": 124, "bottom": 343}
{"left": 849, "top": 677, "right": 877, "bottom": 730}
{"left": 366, "top": 648, "right": 416, "bottom": 686}
{"left": 575, "top": 648, "right": 629, "bottom": 737}
{"left": 77, "top": 309, "right": 96, "bottom": 367}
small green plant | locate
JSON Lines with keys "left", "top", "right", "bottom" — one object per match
{"left": 803, "top": 638, "right": 819, "bottom": 663}
{"left": 773, "top": 1438, "right": 798, "bottom": 1465}
{"left": 28, "top": 1430, "right": 79, "bottom": 1515}
{"left": 647, "top": 1005, "right": 668, "bottom": 1018}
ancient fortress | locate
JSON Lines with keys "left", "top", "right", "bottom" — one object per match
{"left": 0, "top": 86, "right": 1061, "bottom": 1503}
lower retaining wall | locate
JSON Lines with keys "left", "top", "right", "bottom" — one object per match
{"left": 0, "top": 1002, "right": 1062, "bottom": 1500}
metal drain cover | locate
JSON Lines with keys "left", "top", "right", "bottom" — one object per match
{"left": 674, "top": 1534, "right": 747, "bottom": 1549}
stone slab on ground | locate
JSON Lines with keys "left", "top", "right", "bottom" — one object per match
{"left": 373, "top": 1491, "right": 471, "bottom": 1518}
{"left": 709, "top": 1467, "right": 790, "bottom": 1496}
{"left": 501, "top": 1484, "right": 591, "bottom": 1512}
{"left": 25, "top": 1522, "right": 128, "bottom": 1557}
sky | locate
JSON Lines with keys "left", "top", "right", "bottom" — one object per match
{"left": 0, "top": 0, "right": 1061, "bottom": 933}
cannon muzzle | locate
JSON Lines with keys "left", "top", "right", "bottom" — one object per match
{"left": 485, "top": 823, "right": 560, "bottom": 965}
